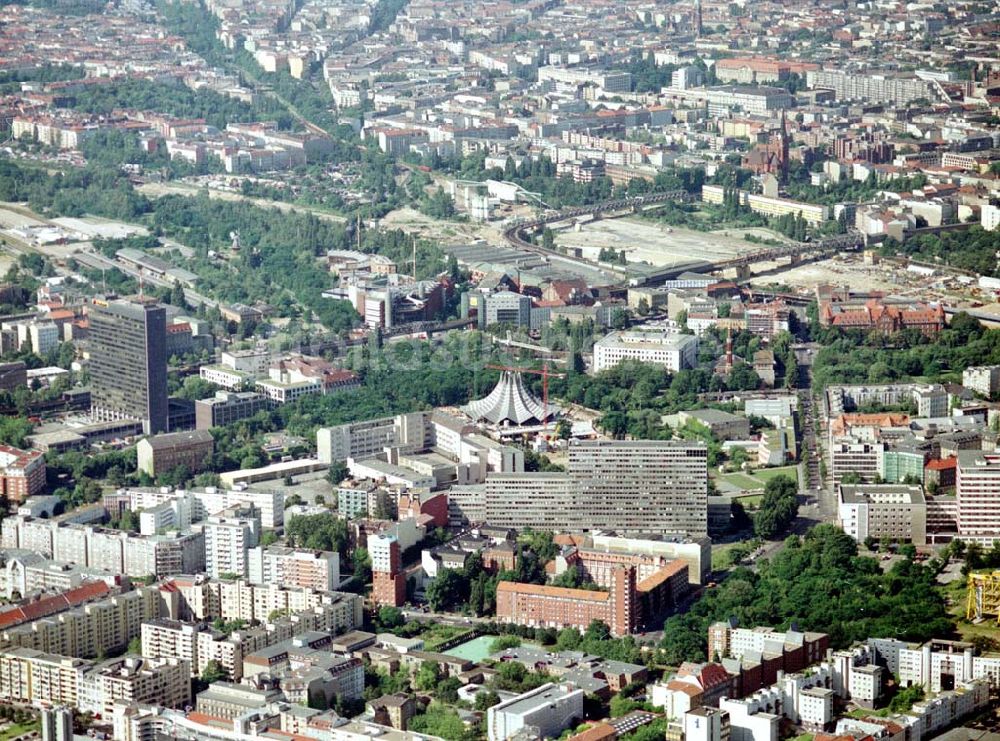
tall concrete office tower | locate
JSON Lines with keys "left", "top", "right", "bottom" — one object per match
{"left": 89, "top": 299, "right": 168, "bottom": 434}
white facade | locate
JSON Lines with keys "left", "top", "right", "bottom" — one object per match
{"left": 963, "top": 365, "right": 1000, "bottom": 398}
{"left": 247, "top": 546, "right": 340, "bottom": 592}
{"left": 593, "top": 330, "right": 699, "bottom": 373}
{"left": 204, "top": 506, "right": 261, "bottom": 578}
{"left": 487, "top": 683, "right": 585, "bottom": 741}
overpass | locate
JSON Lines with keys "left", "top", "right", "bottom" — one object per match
{"left": 502, "top": 190, "right": 695, "bottom": 254}
{"left": 502, "top": 191, "right": 865, "bottom": 286}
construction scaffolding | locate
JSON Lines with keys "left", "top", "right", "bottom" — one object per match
{"left": 966, "top": 571, "right": 1000, "bottom": 624}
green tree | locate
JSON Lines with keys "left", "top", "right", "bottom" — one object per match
{"left": 327, "top": 460, "right": 350, "bottom": 485}
{"left": 378, "top": 606, "right": 405, "bottom": 629}
{"left": 753, "top": 474, "right": 799, "bottom": 539}
{"left": 201, "top": 660, "right": 227, "bottom": 683}
{"left": 413, "top": 661, "right": 442, "bottom": 691}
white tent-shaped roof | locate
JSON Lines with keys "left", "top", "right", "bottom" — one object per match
{"left": 462, "top": 371, "right": 558, "bottom": 425}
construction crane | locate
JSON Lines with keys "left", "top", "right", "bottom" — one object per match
{"left": 486, "top": 362, "right": 566, "bottom": 428}
{"left": 967, "top": 571, "right": 1000, "bottom": 625}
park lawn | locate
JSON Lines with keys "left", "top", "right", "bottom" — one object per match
{"left": 720, "top": 472, "right": 764, "bottom": 490}
{"left": 712, "top": 542, "right": 747, "bottom": 570}
{"left": 942, "top": 578, "right": 999, "bottom": 644}
{"left": 0, "top": 722, "right": 40, "bottom": 741}
{"left": 752, "top": 466, "right": 800, "bottom": 486}
{"left": 421, "top": 623, "right": 472, "bottom": 651}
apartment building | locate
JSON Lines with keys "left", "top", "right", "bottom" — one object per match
{"left": 2, "top": 586, "right": 165, "bottom": 660}
{"left": 496, "top": 566, "right": 638, "bottom": 637}
{"left": 0, "top": 445, "right": 46, "bottom": 502}
{"left": 125, "top": 486, "right": 284, "bottom": 529}
{"left": 79, "top": 656, "right": 190, "bottom": 717}
{"left": 370, "top": 533, "right": 405, "bottom": 608}
{"left": 204, "top": 504, "right": 261, "bottom": 578}
{"left": 805, "top": 69, "right": 934, "bottom": 105}
{"left": 963, "top": 366, "right": 1000, "bottom": 399}
{"left": 0, "top": 647, "right": 89, "bottom": 707}
{"left": 140, "top": 618, "right": 243, "bottom": 680}
{"left": 838, "top": 484, "right": 927, "bottom": 545}
{"left": 247, "top": 546, "right": 340, "bottom": 592}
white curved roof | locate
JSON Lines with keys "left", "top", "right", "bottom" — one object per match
{"left": 462, "top": 371, "right": 557, "bottom": 425}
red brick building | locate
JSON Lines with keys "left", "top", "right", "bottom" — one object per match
{"left": 496, "top": 566, "right": 643, "bottom": 637}
{"left": 398, "top": 491, "right": 448, "bottom": 529}
{"left": 371, "top": 536, "right": 406, "bottom": 608}
{"left": 0, "top": 445, "right": 46, "bottom": 502}
{"left": 817, "top": 285, "right": 946, "bottom": 335}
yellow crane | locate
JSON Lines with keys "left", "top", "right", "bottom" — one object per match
{"left": 966, "top": 571, "right": 1000, "bottom": 624}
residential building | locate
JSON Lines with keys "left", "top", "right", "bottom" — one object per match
{"left": 0, "top": 446, "right": 46, "bottom": 502}
{"left": 204, "top": 504, "right": 261, "bottom": 578}
{"left": 0, "top": 647, "right": 90, "bottom": 707}
{"left": 39, "top": 706, "right": 73, "bottom": 741}
{"left": 89, "top": 299, "right": 168, "bottom": 435}
{"left": 247, "top": 546, "right": 340, "bottom": 592}
{"left": 805, "top": 69, "right": 934, "bottom": 106}
{"left": 370, "top": 533, "right": 405, "bottom": 607}
{"left": 79, "top": 656, "right": 190, "bottom": 717}
{"left": 963, "top": 366, "right": 1000, "bottom": 399}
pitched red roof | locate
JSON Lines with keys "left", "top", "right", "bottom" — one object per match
{"left": 0, "top": 580, "right": 111, "bottom": 630}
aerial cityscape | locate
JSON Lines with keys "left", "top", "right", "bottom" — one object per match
{"left": 0, "top": 0, "right": 998, "bottom": 740}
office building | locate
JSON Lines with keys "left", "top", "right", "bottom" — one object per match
{"left": 479, "top": 290, "right": 532, "bottom": 329}
{"left": 89, "top": 300, "right": 168, "bottom": 434}
{"left": 838, "top": 484, "right": 927, "bottom": 545}
{"left": 593, "top": 330, "right": 699, "bottom": 373}
{"left": 0, "top": 361, "right": 27, "bottom": 391}
{"left": 482, "top": 441, "right": 708, "bottom": 536}
{"left": 956, "top": 452, "right": 1000, "bottom": 541}
{"left": 195, "top": 391, "right": 270, "bottom": 430}
{"left": 195, "top": 682, "right": 283, "bottom": 720}
{"left": 487, "top": 683, "right": 585, "bottom": 741}
{"left": 136, "top": 430, "right": 215, "bottom": 478}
